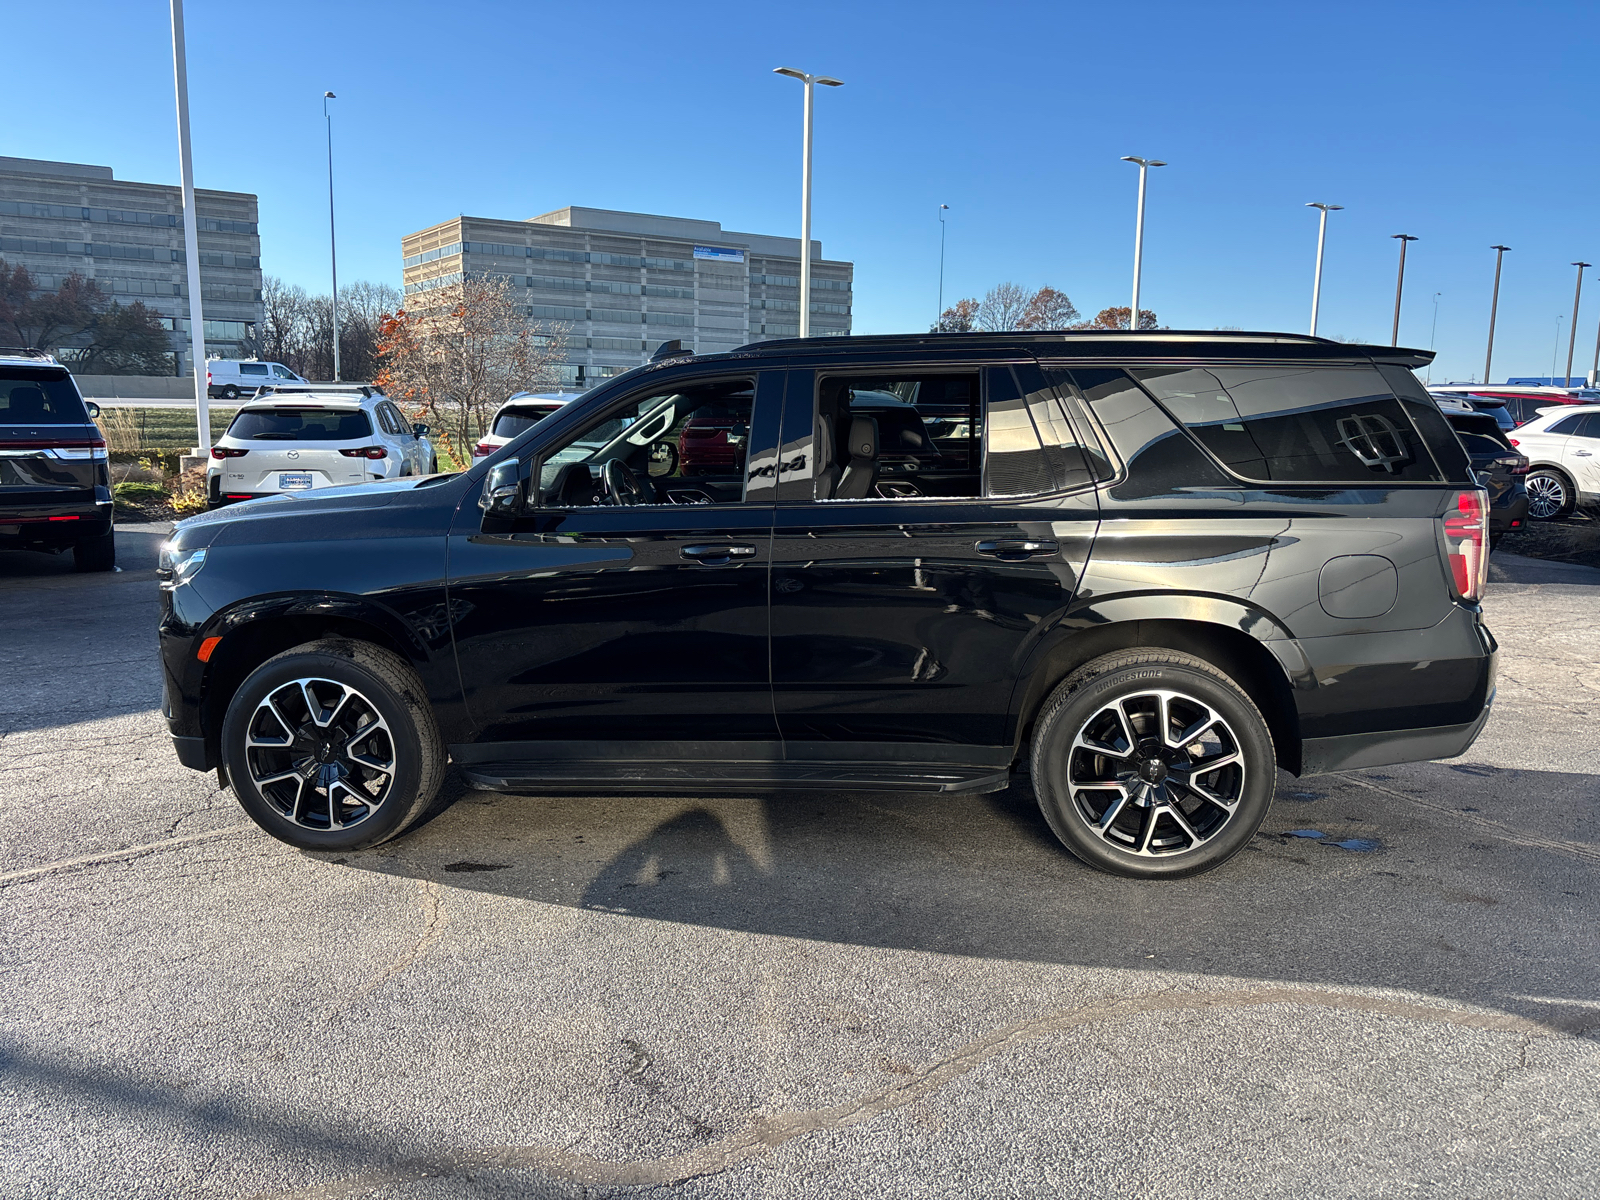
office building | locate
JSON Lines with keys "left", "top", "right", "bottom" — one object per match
{"left": 402, "top": 206, "right": 852, "bottom": 390}
{"left": 0, "top": 156, "right": 262, "bottom": 371}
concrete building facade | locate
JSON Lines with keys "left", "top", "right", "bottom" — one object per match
{"left": 0, "top": 156, "right": 263, "bottom": 372}
{"left": 402, "top": 206, "right": 852, "bottom": 390}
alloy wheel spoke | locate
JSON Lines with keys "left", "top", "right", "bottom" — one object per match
{"left": 349, "top": 750, "right": 393, "bottom": 772}
{"left": 288, "top": 776, "right": 307, "bottom": 824}
{"left": 1087, "top": 784, "right": 1131, "bottom": 835}
{"left": 251, "top": 768, "right": 303, "bottom": 787}
{"left": 1165, "top": 803, "right": 1205, "bottom": 847}
{"left": 1135, "top": 802, "right": 1160, "bottom": 854}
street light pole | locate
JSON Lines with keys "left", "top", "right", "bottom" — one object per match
{"left": 1121, "top": 156, "right": 1166, "bottom": 330}
{"left": 1565, "top": 261, "right": 1590, "bottom": 388}
{"left": 1552, "top": 315, "right": 1565, "bottom": 385}
{"left": 937, "top": 204, "right": 949, "bottom": 323}
{"left": 169, "top": 0, "right": 210, "bottom": 454}
{"left": 1390, "top": 234, "right": 1417, "bottom": 346}
{"left": 774, "top": 68, "right": 843, "bottom": 338}
{"left": 324, "top": 91, "right": 341, "bottom": 381}
{"left": 1427, "top": 291, "right": 1441, "bottom": 384}
{"left": 1484, "top": 245, "right": 1510, "bottom": 386}
{"left": 1306, "top": 203, "right": 1343, "bottom": 337}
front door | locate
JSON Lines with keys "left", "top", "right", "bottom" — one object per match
{"left": 447, "top": 370, "right": 783, "bottom": 748}
{"left": 1566, "top": 411, "right": 1600, "bottom": 499}
{"left": 768, "top": 360, "right": 1099, "bottom": 756}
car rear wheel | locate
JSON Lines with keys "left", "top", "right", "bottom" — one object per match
{"left": 1525, "top": 469, "right": 1574, "bottom": 520}
{"left": 1030, "top": 650, "right": 1276, "bottom": 879}
{"left": 221, "top": 640, "right": 445, "bottom": 851}
{"left": 222, "top": 385, "right": 240, "bottom": 400}
{"left": 72, "top": 528, "right": 116, "bottom": 572}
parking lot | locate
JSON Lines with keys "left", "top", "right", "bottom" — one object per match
{"left": 2, "top": 524, "right": 1597, "bottom": 1198}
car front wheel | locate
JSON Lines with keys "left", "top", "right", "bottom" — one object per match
{"left": 1030, "top": 650, "right": 1276, "bottom": 879}
{"left": 1525, "top": 469, "right": 1574, "bottom": 520}
{"left": 221, "top": 640, "right": 445, "bottom": 851}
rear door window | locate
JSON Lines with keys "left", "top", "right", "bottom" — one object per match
{"left": 1133, "top": 364, "right": 1444, "bottom": 483}
{"left": 984, "top": 364, "right": 1093, "bottom": 496}
{"left": 227, "top": 408, "right": 373, "bottom": 441}
{"left": 0, "top": 369, "right": 88, "bottom": 424}
{"left": 492, "top": 404, "right": 564, "bottom": 439}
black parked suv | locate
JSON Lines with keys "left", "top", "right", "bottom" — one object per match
{"left": 1, "top": 350, "right": 115, "bottom": 571}
{"left": 1444, "top": 409, "right": 1529, "bottom": 547}
{"left": 159, "top": 332, "right": 1497, "bottom": 878}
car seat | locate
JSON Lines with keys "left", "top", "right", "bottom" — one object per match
{"left": 834, "top": 415, "right": 880, "bottom": 499}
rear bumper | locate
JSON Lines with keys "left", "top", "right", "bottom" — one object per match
{"left": 1300, "top": 692, "right": 1495, "bottom": 774}
{"left": 0, "top": 502, "right": 113, "bottom": 549}
{"left": 1490, "top": 487, "right": 1528, "bottom": 537}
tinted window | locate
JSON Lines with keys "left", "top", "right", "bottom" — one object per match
{"left": 814, "top": 372, "right": 982, "bottom": 499}
{"left": 239, "top": 363, "right": 269, "bottom": 376}
{"left": 492, "top": 404, "right": 564, "bottom": 439}
{"left": 1135, "top": 365, "right": 1444, "bottom": 483}
{"left": 1546, "top": 413, "right": 1587, "bottom": 435}
{"left": 1576, "top": 413, "right": 1600, "bottom": 438}
{"left": 1457, "top": 431, "right": 1509, "bottom": 460}
{"left": 1071, "top": 367, "right": 1234, "bottom": 498}
{"left": 0, "top": 368, "right": 88, "bottom": 424}
{"left": 983, "top": 364, "right": 1092, "bottom": 496}
{"left": 226, "top": 408, "right": 373, "bottom": 441}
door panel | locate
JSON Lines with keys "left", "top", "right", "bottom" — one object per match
{"left": 447, "top": 370, "right": 784, "bottom": 745}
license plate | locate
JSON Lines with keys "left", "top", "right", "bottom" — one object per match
{"left": 278, "top": 472, "right": 313, "bottom": 490}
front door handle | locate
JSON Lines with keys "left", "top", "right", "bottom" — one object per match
{"left": 975, "top": 539, "right": 1058, "bottom": 560}
{"left": 681, "top": 543, "right": 758, "bottom": 563}
{"left": 1575, "top": 449, "right": 1594, "bottom": 457}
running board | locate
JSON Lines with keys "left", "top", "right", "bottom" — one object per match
{"left": 459, "top": 760, "right": 1012, "bottom": 796}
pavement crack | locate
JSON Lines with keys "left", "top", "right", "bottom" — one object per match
{"left": 252, "top": 983, "right": 1600, "bottom": 1199}
{"left": 330, "top": 877, "right": 448, "bottom": 1017}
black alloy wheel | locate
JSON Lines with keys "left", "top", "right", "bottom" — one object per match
{"left": 1525, "top": 470, "right": 1573, "bottom": 521}
{"left": 1030, "top": 650, "right": 1275, "bottom": 879}
{"left": 222, "top": 640, "right": 445, "bottom": 850}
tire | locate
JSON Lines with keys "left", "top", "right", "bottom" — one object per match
{"left": 428, "top": 455, "right": 439, "bottom": 474}
{"left": 1525, "top": 469, "right": 1574, "bottom": 521}
{"left": 220, "top": 639, "right": 445, "bottom": 851}
{"left": 72, "top": 528, "right": 116, "bottom": 572}
{"left": 222, "top": 386, "right": 240, "bottom": 400}
{"left": 1029, "top": 649, "right": 1276, "bottom": 880}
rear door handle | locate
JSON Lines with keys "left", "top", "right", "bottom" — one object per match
{"left": 975, "top": 539, "right": 1058, "bottom": 560}
{"left": 681, "top": 543, "right": 758, "bottom": 562}
{"left": 1575, "top": 450, "right": 1594, "bottom": 457}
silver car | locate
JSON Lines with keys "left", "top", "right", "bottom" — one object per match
{"left": 207, "top": 385, "right": 435, "bottom": 508}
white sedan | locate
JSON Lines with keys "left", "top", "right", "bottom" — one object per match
{"left": 1507, "top": 403, "right": 1600, "bottom": 520}
{"left": 207, "top": 385, "right": 435, "bottom": 508}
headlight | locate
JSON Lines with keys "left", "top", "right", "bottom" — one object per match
{"left": 157, "top": 542, "right": 207, "bottom": 588}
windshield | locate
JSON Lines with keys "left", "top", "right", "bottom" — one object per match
{"left": 0, "top": 368, "right": 89, "bottom": 424}
{"left": 492, "top": 404, "right": 564, "bottom": 439}
{"left": 227, "top": 407, "right": 373, "bottom": 441}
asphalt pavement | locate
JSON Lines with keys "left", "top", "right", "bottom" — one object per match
{"left": 1, "top": 526, "right": 1596, "bottom": 1199}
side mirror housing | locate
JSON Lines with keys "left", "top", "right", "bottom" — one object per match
{"left": 478, "top": 458, "right": 528, "bottom": 516}
{"left": 412, "top": 422, "right": 429, "bottom": 437}
{"left": 84, "top": 401, "right": 102, "bottom": 420}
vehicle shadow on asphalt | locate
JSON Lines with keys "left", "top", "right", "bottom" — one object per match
{"left": 335, "top": 765, "right": 1600, "bottom": 1034}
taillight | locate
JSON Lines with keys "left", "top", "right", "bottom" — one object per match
{"left": 210, "top": 446, "right": 249, "bottom": 459}
{"left": 206, "top": 371, "right": 212, "bottom": 382}
{"left": 339, "top": 446, "right": 388, "bottom": 459}
{"left": 1507, "top": 437, "right": 1520, "bottom": 446}
{"left": 474, "top": 441, "right": 495, "bottom": 457}
{"left": 1442, "top": 489, "right": 1489, "bottom": 602}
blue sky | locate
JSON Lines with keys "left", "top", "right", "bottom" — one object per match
{"left": 7, "top": 0, "right": 1598, "bottom": 382}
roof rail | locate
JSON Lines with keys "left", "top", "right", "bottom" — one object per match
{"left": 253, "top": 383, "right": 376, "bottom": 398}
{"left": 0, "top": 346, "right": 61, "bottom": 363}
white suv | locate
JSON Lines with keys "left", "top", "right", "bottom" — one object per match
{"left": 1508, "top": 403, "right": 1600, "bottom": 520}
{"left": 207, "top": 386, "right": 436, "bottom": 508}
{"left": 472, "top": 392, "right": 580, "bottom": 459}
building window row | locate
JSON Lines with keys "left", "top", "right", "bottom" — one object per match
{"left": 750, "top": 299, "right": 852, "bottom": 315}
{"left": 403, "top": 273, "right": 464, "bottom": 294}
{"left": 751, "top": 273, "right": 850, "bottom": 292}
{"left": 406, "top": 240, "right": 703, "bottom": 273}
{"left": 0, "top": 200, "right": 257, "bottom": 234}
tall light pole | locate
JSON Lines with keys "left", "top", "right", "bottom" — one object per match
{"left": 324, "top": 91, "right": 341, "bottom": 381}
{"left": 1390, "top": 234, "right": 1417, "bottom": 346}
{"left": 1427, "top": 291, "right": 1441, "bottom": 383}
{"left": 169, "top": 0, "right": 209, "bottom": 454}
{"left": 774, "top": 67, "right": 843, "bottom": 338}
{"left": 1484, "top": 245, "right": 1510, "bottom": 386}
{"left": 937, "top": 203, "right": 949, "bottom": 324}
{"left": 1551, "top": 315, "right": 1565, "bottom": 384}
{"left": 1121, "top": 156, "right": 1166, "bottom": 330}
{"left": 1565, "top": 261, "right": 1590, "bottom": 388}
{"left": 1306, "top": 203, "right": 1343, "bottom": 336}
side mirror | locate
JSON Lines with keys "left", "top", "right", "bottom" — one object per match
{"left": 412, "top": 422, "right": 429, "bottom": 438}
{"left": 478, "top": 458, "right": 528, "bottom": 516}
{"left": 84, "top": 401, "right": 102, "bottom": 420}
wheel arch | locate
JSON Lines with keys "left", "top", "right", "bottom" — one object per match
{"left": 1012, "top": 597, "right": 1310, "bottom": 775}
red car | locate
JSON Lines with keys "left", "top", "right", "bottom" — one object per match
{"left": 677, "top": 411, "right": 748, "bottom": 476}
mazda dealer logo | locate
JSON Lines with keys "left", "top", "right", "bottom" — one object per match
{"left": 285, "top": 450, "right": 299, "bottom": 459}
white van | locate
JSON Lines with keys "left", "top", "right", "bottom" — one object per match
{"left": 206, "top": 360, "right": 307, "bottom": 399}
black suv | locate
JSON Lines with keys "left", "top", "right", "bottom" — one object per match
{"left": 159, "top": 332, "right": 1497, "bottom": 879}
{"left": 1, "top": 351, "right": 115, "bottom": 571}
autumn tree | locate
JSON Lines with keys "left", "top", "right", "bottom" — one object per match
{"left": 374, "top": 274, "right": 568, "bottom": 464}
{"left": 1081, "top": 306, "right": 1159, "bottom": 330}
{"left": 931, "top": 297, "right": 979, "bottom": 333}
{"left": 0, "top": 261, "right": 104, "bottom": 350}
{"left": 1017, "top": 286, "right": 1080, "bottom": 330}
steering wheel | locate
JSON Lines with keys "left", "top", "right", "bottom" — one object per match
{"left": 602, "top": 458, "right": 648, "bottom": 506}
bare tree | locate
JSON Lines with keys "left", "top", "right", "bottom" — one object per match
{"left": 931, "top": 297, "right": 979, "bottom": 333}
{"left": 976, "top": 282, "right": 1032, "bottom": 332}
{"left": 374, "top": 274, "right": 568, "bottom": 464}
{"left": 337, "top": 281, "right": 402, "bottom": 382}
{"left": 1017, "top": 286, "right": 1080, "bottom": 330}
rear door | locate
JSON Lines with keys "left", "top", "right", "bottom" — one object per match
{"left": 447, "top": 369, "right": 785, "bottom": 747}
{"left": 767, "top": 358, "right": 1098, "bottom": 754}
{"left": 1566, "top": 412, "right": 1600, "bottom": 498}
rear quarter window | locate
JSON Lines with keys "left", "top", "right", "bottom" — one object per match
{"left": 1133, "top": 364, "right": 1448, "bottom": 484}
{"left": 0, "top": 369, "right": 88, "bottom": 424}
{"left": 227, "top": 408, "right": 373, "bottom": 440}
